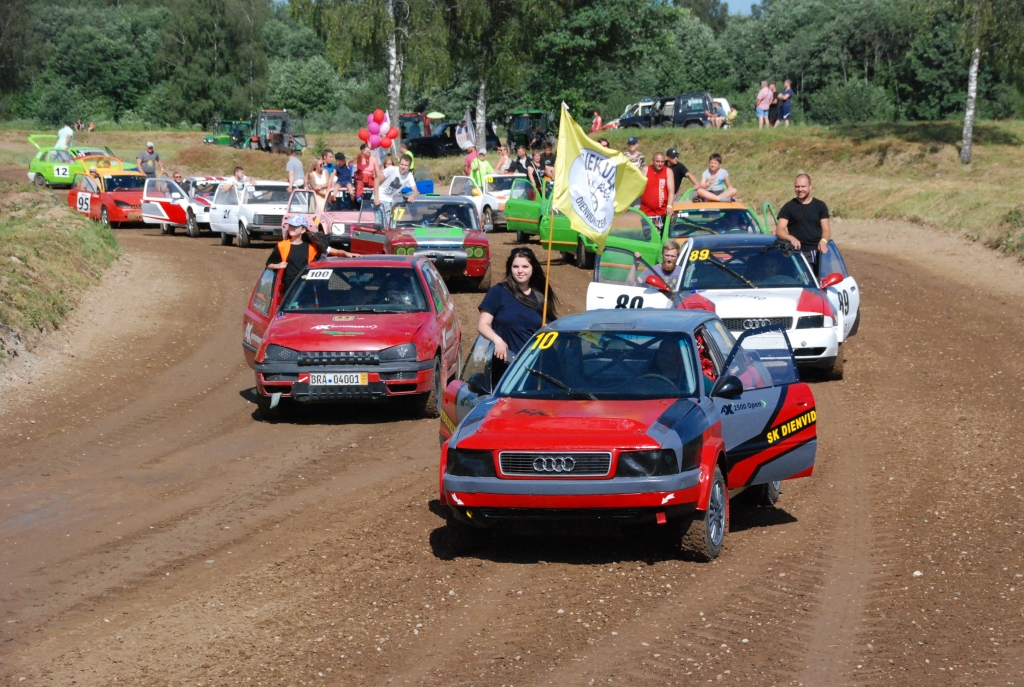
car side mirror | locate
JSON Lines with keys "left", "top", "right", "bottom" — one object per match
{"left": 471, "top": 188, "right": 481, "bottom": 197}
{"left": 820, "top": 272, "right": 843, "bottom": 289}
{"left": 171, "top": 192, "right": 182, "bottom": 200}
{"left": 467, "top": 372, "right": 491, "bottom": 395}
{"left": 644, "top": 273, "right": 671, "bottom": 294}
{"left": 711, "top": 374, "right": 743, "bottom": 399}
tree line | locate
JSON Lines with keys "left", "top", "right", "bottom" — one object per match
{"left": 0, "top": 0, "right": 1020, "bottom": 137}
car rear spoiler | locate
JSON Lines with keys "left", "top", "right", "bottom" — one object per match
{"left": 28, "top": 134, "right": 58, "bottom": 151}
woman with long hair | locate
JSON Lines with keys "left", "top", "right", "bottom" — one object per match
{"left": 307, "top": 159, "right": 330, "bottom": 210}
{"left": 478, "top": 247, "right": 560, "bottom": 384}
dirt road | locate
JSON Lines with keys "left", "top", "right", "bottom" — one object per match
{"left": 2, "top": 220, "right": 1022, "bottom": 686}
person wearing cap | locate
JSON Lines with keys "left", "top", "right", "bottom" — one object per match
{"left": 137, "top": 142, "right": 164, "bottom": 179}
{"left": 624, "top": 137, "right": 644, "bottom": 168}
{"left": 266, "top": 215, "right": 359, "bottom": 292}
{"left": 332, "top": 152, "right": 355, "bottom": 199}
{"left": 470, "top": 148, "right": 495, "bottom": 187}
{"left": 665, "top": 149, "right": 698, "bottom": 201}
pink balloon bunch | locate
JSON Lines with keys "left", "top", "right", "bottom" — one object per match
{"left": 357, "top": 109, "right": 401, "bottom": 149}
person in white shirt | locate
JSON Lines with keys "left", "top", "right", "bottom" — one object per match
{"left": 56, "top": 121, "right": 74, "bottom": 151}
{"left": 696, "top": 152, "right": 739, "bottom": 202}
{"left": 373, "top": 154, "right": 418, "bottom": 228}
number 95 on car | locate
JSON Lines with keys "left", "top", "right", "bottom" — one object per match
{"left": 303, "top": 372, "right": 368, "bottom": 386}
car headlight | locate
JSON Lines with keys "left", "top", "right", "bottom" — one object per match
{"left": 615, "top": 449, "right": 678, "bottom": 477}
{"left": 379, "top": 342, "right": 417, "bottom": 361}
{"left": 263, "top": 344, "right": 299, "bottom": 362}
{"left": 467, "top": 246, "right": 486, "bottom": 258}
{"left": 796, "top": 315, "right": 824, "bottom": 329}
{"left": 446, "top": 448, "right": 496, "bottom": 477}
{"left": 114, "top": 200, "right": 133, "bottom": 208}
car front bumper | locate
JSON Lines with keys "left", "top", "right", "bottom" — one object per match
{"left": 787, "top": 327, "right": 840, "bottom": 368}
{"left": 255, "top": 359, "right": 435, "bottom": 401}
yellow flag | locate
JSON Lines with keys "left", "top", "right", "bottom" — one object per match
{"left": 551, "top": 104, "right": 647, "bottom": 251}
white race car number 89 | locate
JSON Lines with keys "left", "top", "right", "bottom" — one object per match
{"left": 76, "top": 192, "right": 91, "bottom": 213}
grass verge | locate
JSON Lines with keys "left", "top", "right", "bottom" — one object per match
{"left": 0, "top": 183, "right": 120, "bottom": 356}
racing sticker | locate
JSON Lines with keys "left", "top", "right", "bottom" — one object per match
{"left": 304, "top": 269, "right": 332, "bottom": 280}
{"left": 720, "top": 399, "right": 767, "bottom": 416}
{"left": 54, "top": 165, "right": 70, "bottom": 178}
{"left": 76, "top": 192, "right": 91, "bottom": 214}
{"left": 765, "top": 408, "right": 816, "bottom": 444}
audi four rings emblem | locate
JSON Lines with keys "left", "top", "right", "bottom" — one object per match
{"left": 743, "top": 318, "right": 772, "bottom": 329}
{"left": 533, "top": 456, "right": 576, "bottom": 473}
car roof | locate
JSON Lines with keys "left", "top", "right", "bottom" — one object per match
{"left": 689, "top": 234, "right": 779, "bottom": 248}
{"left": 310, "top": 255, "right": 422, "bottom": 269}
{"left": 400, "top": 195, "right": 476, "bottom": 206}
{"left": 673, "top": 201, "right": 750, "bottom": 211}
{"left": 547, "top": 308, "right": 715, "bottom": 334}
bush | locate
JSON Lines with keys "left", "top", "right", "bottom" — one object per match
{"left": 807, "top": 80, "right": 894, "bottom": 126}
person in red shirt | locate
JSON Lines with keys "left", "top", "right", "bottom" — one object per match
{"left": 463, "top": 145, "right": 478, "bottom": 176}
{"left": 590, "top": 109, "right": 603, "bottom": 134}
{"left": 354, "top": 144, "right": 379, "bottom": 201}
{"left": 639, "top": 152, "right": 675, "bottom": 231}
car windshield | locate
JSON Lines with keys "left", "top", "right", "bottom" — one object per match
{"left": 496, "top": 330, "right": 699, "bottom": 400}
{"left": 485, "top": 176, "right": 520, "bottom": 193}
{"left": 393, "top": 202, "right": 479, "bottom": 230}
{"left": 283, "top": 266, "right": 427, "bottom": 313}
{"left": 670, "top": 209, "right": 761, "bottom": 236}
{"left": 681, "top": 244, "right": 816, "bottom": 290}
{"left": 247, "top": 185, "right": 290, "bottom": 204}
{"left": 104, "top": 175, "right": 144, "bottom": 192}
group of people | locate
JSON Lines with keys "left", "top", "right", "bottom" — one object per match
{"left": 755, "top": 80, "right": 794, "bottom": 129}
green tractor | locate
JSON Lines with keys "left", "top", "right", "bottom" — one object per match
{"left": 203, "top": 120, "right": 252, "bottom": 148}
{"left": 505, "top": 109, "right": 557, "bottom": 151}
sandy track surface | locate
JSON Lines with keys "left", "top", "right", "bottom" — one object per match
{"left": 2, "top": 219, "right": 1022, "bottom": 686}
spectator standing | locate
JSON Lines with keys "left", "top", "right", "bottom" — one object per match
{"left": 355, "top": 144, "right": 379, "bottom": 200}
{"left": 470, "top": 148, "right": 495, "bottom": 187}
{"left": 75, "top": 119, "right": 84, "bottom": 132}
{"left": 755, "top": 81, "right": 773, "bottom": 130}
{"left": 307, "top": 159, "right": 330, "bottom": 209}
{"left": 494, "top": 145, "right": 511, "bottom": 173}
{"left": 286, "top": 146, "right": 305, "bottom": 192}
{"left": 775, "top": 173, "right": 831, "bottom": 272}
{"left": 696, "top": 153, "right": 739, "bottom": 202}
{"left": 639, "top": 152, "right": 675, "bottom": 231}
{"left": 322, "top": 149, "right": 338, "bottom": 186}
{"left": 373, "top": 154, "right": 417, "bottom": 228}
{"left": 56, "top": 121, "right": 74, "bottom": 151}
{"left": 528, "top": 150, "right": 544, "bottom": 188}
{"left": 540, "top": 142, "right": 556, "bottom": 180}
{"left": 477, "top": 246, "right": 559, "bottom": 385}
{"left": 777, "top": 80, "right": 794, "bottom": 127}
{"left": 508, "top": 145, "right": 531, "bottom": 175}
{"left": 768, "top": 83, "right": 780, "bottom": 127}
{"left": 665, "top": 149, "right": 698, "bottom": 201}
{"left": 463, "top": 145, "right": 478, "bottom": 176}
{"left": 399, "top": 142, "right": 415, "bottom": 172}
{"left": 136, "top": 142, "right": 165, "bottom": 179}
{"left": 590, "top": 109, "right": 603, "bottom": 134}
{"left": 624, "top": 136, "right": 645, "bottom": 167}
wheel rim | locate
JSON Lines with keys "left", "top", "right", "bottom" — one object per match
{"left": 101, "top": 209, "right": 109, "bottom": 226}
{"left": 707, "top": 478, "right": 726, "bottom": 546}
{"left": 771, "top": 480, "right": 781, "bottom": 491}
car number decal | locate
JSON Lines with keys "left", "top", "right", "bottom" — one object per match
{"left": 614, "top": 294, "right": 644, "bottom": 308}
{"left": 76, "top": 192, "right": 91, "bottom": 214}
{"left": 530, "top": 331, "right": 558, "bottom": 350}
{"left": 838, "top": 290, "right": 850, "bottom": 315}
{"left": 54, "top": 165, "right": 70, "bottom": 178}
{"left": 689, "top": 248, "right": 711, "bottom": 261}
{"left": 392, "top": 207, "right": 406, "bottom": 220}
{"left": 304, "top": 269, "right": 332, "bottom": 280}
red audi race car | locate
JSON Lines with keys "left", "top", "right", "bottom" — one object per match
{"left": 350, "top": 196, "right": 492, "bottom": 290}
{"left": 243, "top": 255, "right": 461, "bottom": 421}
{"left": 66, "top": 168, "right": 146, "bottom": 226}
{"left": 438, "top": 309, "right": 817, "bottom": 559}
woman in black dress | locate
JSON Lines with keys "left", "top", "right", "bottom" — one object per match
{"left": 768, "top": 83, "right": 780, "bottom": 127}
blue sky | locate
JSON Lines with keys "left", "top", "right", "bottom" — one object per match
{"left": 733, "top": 0, "right": 757, "bottom": 14}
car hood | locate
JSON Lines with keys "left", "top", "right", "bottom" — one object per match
{"left": 698, "top": 287, "right": 819, "bottom": 317}
{"left": 460, "top": 397, "right": 693, "bottom": 451}
{"left": 266, "top": 311, "right": 430, "bottom": 351}
{"left": 391, "top": 226, "right": 469, "bottom": 247}
{"left": 245, "top": 204, "right": 288, "bottom": 214}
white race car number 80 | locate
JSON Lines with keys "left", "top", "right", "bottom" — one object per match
{"left": 614, "top": 294, "right": 644, "bottom": 308}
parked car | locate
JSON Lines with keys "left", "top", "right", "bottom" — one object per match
{"left": 141, "top": 175, "right": 227, "bottom": 236}
{"left": 447, "top": 173, "right": 528, "bottom": 230}
{"left": 208, "top": 180, "right": 291, "bottom": 246}
{"left": 631, "top": 93, "right": 717, "bottom": 128}
{"left": 405, "top": 122, "right": 501, "bottom": 158}
{"left": 66, "top": 169, "right": 146, "bottom": 227}
{"left": 282, "top": 189, "right": 361, "bottom": 250}
{"left": 613, "top": 100, "right": 655, "bottom": 129}
{"left": 27, "top": 135, "right": 128, "bottom": 187}
{"left": 244, "top": 255, "right": 461, "bottom": 421}
{"left": 437, "top": 311, "right": 818, "bottom": 558}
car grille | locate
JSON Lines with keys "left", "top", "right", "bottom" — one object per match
{"left": 722, "top": 317, "right": 793, "bottom": 332}
{"left": 499, "top": 452, "right": 612, "bottom": 477}
{"left": 252, "top": 214, "right": 283, "bottom": 226}
{"left": 793, "top": 347, "right": 827, "bottom": 357}
{"left": 298, "top": 351, "right": 379, "bottom": 366}
{"left": 293, "top": 382, "right": 387, "bottom": 401}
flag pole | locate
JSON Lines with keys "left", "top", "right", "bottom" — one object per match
{"left": 541, "top": 183, "right": 555, "bottom": 325}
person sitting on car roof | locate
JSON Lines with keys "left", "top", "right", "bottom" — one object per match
{"left": 265, "top": 216, "right": 359, "bottom": 292}
{"left": 696, "top": 153, "right": 739, "bottom": 202}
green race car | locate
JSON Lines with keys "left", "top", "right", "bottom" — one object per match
{"left": 203, "top": 120, "right": 252, "bottom": 148}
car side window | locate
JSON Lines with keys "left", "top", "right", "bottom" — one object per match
{"left": 818, "top": 242, "right": 847, "bottom": 279}
{"left": 510, "top": 179, "right": 535, "bottom": 201}
{"left": 46, "top": 151, "right": 60, "bottom": 162}
{"left": 251, "top": 269, "right": 276, "bottom": 316}
{"left": 215, "top": 185, "right": 238, "bottom": 206}
{"left": 57, "top": 150, "right": 72, "bottom": 163}
{"left": 289, "top": 191, "right": 315, "bottom": 213}
{"left": 419, "top": 266, "right": 446, "bottom": 313}
{"left": 695, "top": 325, "right": 725, "bottom": 373}
{"left": 706, "top": 320, "right": 737, "bottom": 360}
{"left": 609, "top": 210, "right": 652, "bottom": 242}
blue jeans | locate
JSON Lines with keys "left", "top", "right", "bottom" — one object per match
{"left": 756, "top": 108, "right": 768, "bottom": 117}
{"left": 374, "top": 201, "right": 393, "bottom": 229}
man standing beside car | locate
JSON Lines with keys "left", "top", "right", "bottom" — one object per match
{"left": 776, "top": 173, "right": 831, "bottom": 272}
{"left": 286, "top": 146, "right": 305, "bottom": 192}
{"left": 56, "top": 121, "right": 74, "bottom": 151}
{"left": 508, "top": 145, "right": 531, "bottom": 175}
{"left": 373, "top": 154, "right": 418, "bottom": 229}
{"left": 136, "top": 142, "right": 165, "bottom": 179}
{"left": 639, "top": 152, "right": 675, "bottom": 231}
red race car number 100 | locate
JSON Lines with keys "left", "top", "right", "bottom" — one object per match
{"left": 530, "top": 332, "right": 558, "bottom": 350}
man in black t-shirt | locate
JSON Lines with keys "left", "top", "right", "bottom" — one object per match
{"left": 665, "top": 148, "right": 698, "bottom": 201}
{"left": 776, "top": 173, "right": 831, "bottom": 272}
{"left": 508, "top": 145, "right": 531, "bottom": 175}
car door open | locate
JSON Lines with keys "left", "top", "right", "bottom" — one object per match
{"left": 586, "top": 247, "right": 675, "bottom": 310}
{"left": 439, "top": 334, "right": 495, "bottom": 442}
{"left": 711, "top": 327, "right": 817, "bottom": 489}
{"left": 142, "top": 178, "right": 189, "bottom": 226}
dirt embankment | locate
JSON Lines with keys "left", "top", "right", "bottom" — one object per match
{"left": 2, "top": 218, "right": 1024, "bottom": 686}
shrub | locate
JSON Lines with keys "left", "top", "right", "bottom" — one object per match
{"left": 807, "top": 80, "right": 894, "bottom": 126}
